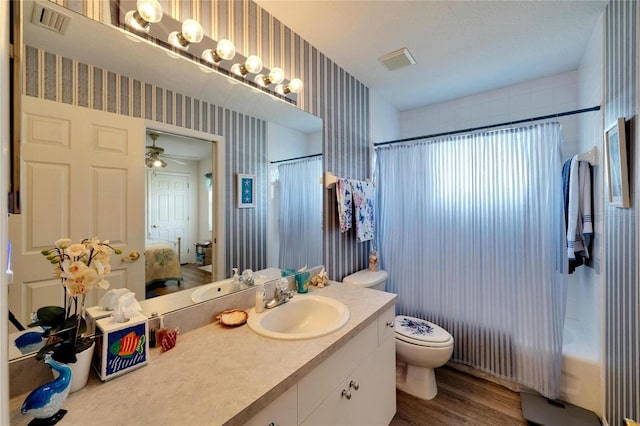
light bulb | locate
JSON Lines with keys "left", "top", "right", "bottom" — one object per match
{"left": 275, "top": 78, "right": 304, "bottom": 95}
{"left": 230, "top": 63, "right": 243, "bottom": 76}
{"left": 244, "top": 56, "right": 263, "bottom": 74}
{"left": 268, "top": 67, "right": 285, "bottom": 84}
{"left": 181, "top": 19, "right": 204, "bottom": 43}
{"left": 254, "top": 74, "right": 267, "bottom": 87}
{"left": 202, "top": 39, "right": 236, "bottom": 64}
{"left": 288, "top": 78, "right": 304, "bottom": 94}
{"left": 137, "top": 0, "right": 163, "bottom": 23}
{"left": 168, "top": 19, "right": 204, "bottom": 49}
{"left": 231, "top": 56, "right": 263, "bottom": 77}
{"left": 216, "top": 39, "right": 236, "bottom": 61}
{"left": 255, "top": 67, "right": 285, "bottom": 87}
{"left": 125, "top": 0, "right": 163, "bottom": 32}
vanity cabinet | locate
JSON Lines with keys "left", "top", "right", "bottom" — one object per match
{"left": 244, "top": 304, "right": 396, "bottom": 426}
{"left": 300, "top": 305, "right": 396, "bottom": 425}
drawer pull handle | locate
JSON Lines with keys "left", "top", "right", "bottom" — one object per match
{"left": 341, "top": 389, "right": 352, "bottom": 400}
{"left": 386, "top": 320, "right": 394, "bottom": 328}
{"left": 349, "top": 380, "right": 360, "bottom": 391}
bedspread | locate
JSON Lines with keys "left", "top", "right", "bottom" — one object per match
{"left": 145, "top": 244, "right": 183, "bottom": 286}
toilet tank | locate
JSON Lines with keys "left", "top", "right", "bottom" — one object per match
{"left": 343, "top": 270, "right": 388, "bottom": 291}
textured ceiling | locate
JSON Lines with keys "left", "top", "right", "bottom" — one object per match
{"left": 255, "top": 0, "right": 607, "bottom": 112}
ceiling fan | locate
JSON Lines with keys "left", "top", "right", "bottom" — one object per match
{"left": 145, "top": 133, "right": 185, "bottom": 168}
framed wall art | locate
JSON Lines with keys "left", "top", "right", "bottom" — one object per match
{"left": 237, "top": 173, "right": 256, "bottom": 208}
{"left": 604, "top": 117, "right": 630, "bottom": 208}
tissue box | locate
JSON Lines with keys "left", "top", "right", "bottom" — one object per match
{"left": 92, "top": 311, "right": 149, "bottom": 381}
{"left": 85, "top": 306, "right": 113, "bottom": 336}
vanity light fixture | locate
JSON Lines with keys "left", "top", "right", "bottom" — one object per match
{"left": 230, "top": 55, "right": 263, "bottom": 77}
{"left": 202, "top": 39, "right": 236, "bottom": 64}
{"left": 124, "top": 0, "right": 163, "bottom": 32}
{"left": 275, "top": 78, "right": 304, "bottom": 95}
{"left": 168, "top": 19, "right": 204, "bottom": 50}
{"left": 255, "top": 67, "right": 285, "bottom": 87}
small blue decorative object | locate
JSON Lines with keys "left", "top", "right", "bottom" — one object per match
{"left": 21, "top": 354, "right": 72, "bottom": 425}
{"left": 14, "top": 331, "right": 45, "bottom": 355}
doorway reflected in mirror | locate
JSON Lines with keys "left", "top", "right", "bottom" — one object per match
{"left": 144, "top": 130, "right": 214, "bottom": 298}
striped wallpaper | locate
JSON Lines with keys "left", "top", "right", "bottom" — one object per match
{"left": 43, "top": 0, "right": 371, "bottom": 280}
{"left": 604, "top": 1, "right": 638, "bottom": 425}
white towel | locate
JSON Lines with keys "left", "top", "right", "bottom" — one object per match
{"left": 566, "top": 157, "right": 592, "bottom": 260}
{"left": 349, "top": 179, "right": 375, "bottom": 242}
{"left": 336, "top": 178, "right": 353, "bottom": 233}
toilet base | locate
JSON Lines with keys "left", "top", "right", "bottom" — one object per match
{"left": 396, "top": 361, "right": 438, "bottom": 400}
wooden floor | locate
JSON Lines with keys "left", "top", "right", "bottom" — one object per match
{"left": 391, "top": 366, "right": 527, "bottom": 426}
{"left": 145, "top": 263, "right": 213, "bottom": 298}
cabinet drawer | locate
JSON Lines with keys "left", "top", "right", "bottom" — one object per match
{"left": 377, "top": 305, "right": 396, "bottom": 345}
{"left": 298, "top": 320, "right": 377, "bottom": 423}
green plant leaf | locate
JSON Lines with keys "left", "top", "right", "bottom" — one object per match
{"left": 28, "top": 306, "right": 66, "bottom": 328}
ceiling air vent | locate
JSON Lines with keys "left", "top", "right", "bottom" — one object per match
{"left": 31, "top": 2, "right": 71, "bottom": 34}
{"left": 378, "top": 48, "right": 416, "bottom": 71}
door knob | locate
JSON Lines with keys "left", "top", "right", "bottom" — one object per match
{"left": 152, "top": 224, "right": 160, "bottom": 228}
{"left": 122, "top": 251, "right": 140, "bottom": 262}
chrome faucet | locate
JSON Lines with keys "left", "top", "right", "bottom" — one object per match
{"left": 265, "top": 286, "right": 295, "bottom": 309}
{"left": 239, "top": 269, "right": 254, "bottom": 287}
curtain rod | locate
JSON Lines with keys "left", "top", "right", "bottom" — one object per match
{"left": 374, "top": 105, "right": 601, "bottom": 147}
{"left": 270, "top": 153, "right": 322, "bottom": 164}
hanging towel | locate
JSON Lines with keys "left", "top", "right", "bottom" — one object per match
{"left": 349, "top": 179, "right": 375, "bottom": 242}
{"left": 566, "top": 157, "right": 593, "bottom": 261}
{"left": 336, "top": 178, "right": 353, "bottom": 233}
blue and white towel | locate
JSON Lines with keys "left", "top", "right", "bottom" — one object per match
{"left": 566, "top": 157, "right": 593, "bottom": 260}
{"left": 349, "top": 179, "right": 375, "bottom": 242}
{"left": 336, "top": 178, "right": 353, "bottom": 233}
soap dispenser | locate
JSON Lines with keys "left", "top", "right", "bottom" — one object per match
{"left": 255, "top": 281, "right": 265, "bottom": 313}
{"left": 232, "top": 268, "right": 239, "bottom": 290}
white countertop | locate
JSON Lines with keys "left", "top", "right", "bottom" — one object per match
{"left": 10, "top": 282, "right": 396, "bottom": 426}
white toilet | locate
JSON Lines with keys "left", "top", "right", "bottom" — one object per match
{"left": 343, "top": 269, "right": 454, "bottom": 401}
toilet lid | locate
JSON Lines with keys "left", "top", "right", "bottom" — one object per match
{"left": 395, "top": 316, "right": 452, "bottom": 346}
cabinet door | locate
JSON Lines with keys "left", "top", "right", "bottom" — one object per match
{"left": 378, "top": 305, "right": 396, "bottom": 345}
{"left": 303, "top": 339, "right": 396, "bottom": 426}
{"left": 350, "top": 338, "right": 397, "bottom": 425}
{"left": 244, "top": 384, "right": 298, "bottom": 426}
{"left": 300, "top": 375, "right": 352, "bottom": 426}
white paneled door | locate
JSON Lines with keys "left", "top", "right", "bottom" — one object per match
{"left": 8, "top": 97, "right": 145, "bottom": 327}
{"left": 147, "top": 171, "right": 190, "bottom": 263}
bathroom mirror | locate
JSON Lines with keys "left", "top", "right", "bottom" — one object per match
{"left": 8, "top": 0, "right": 323, "bottom": 361}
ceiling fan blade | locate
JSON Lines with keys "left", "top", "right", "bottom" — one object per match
{"left": 166, "top": 157, "right": 187, "bottom": 165}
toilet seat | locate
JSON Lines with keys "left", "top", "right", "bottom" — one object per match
{"left": 395, "top": 316, "right": 453, "bottom": 348}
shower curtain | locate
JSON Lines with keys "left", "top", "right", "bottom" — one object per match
{"left": 376, "top": 122, "right": 568, "bottom": 398}
{"left": 277, "top": 157, "right": 323, "bottom": 270}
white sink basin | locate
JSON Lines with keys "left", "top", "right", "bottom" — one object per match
{"left": 247, "top": 295, "right": 350, "bottom": 340}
